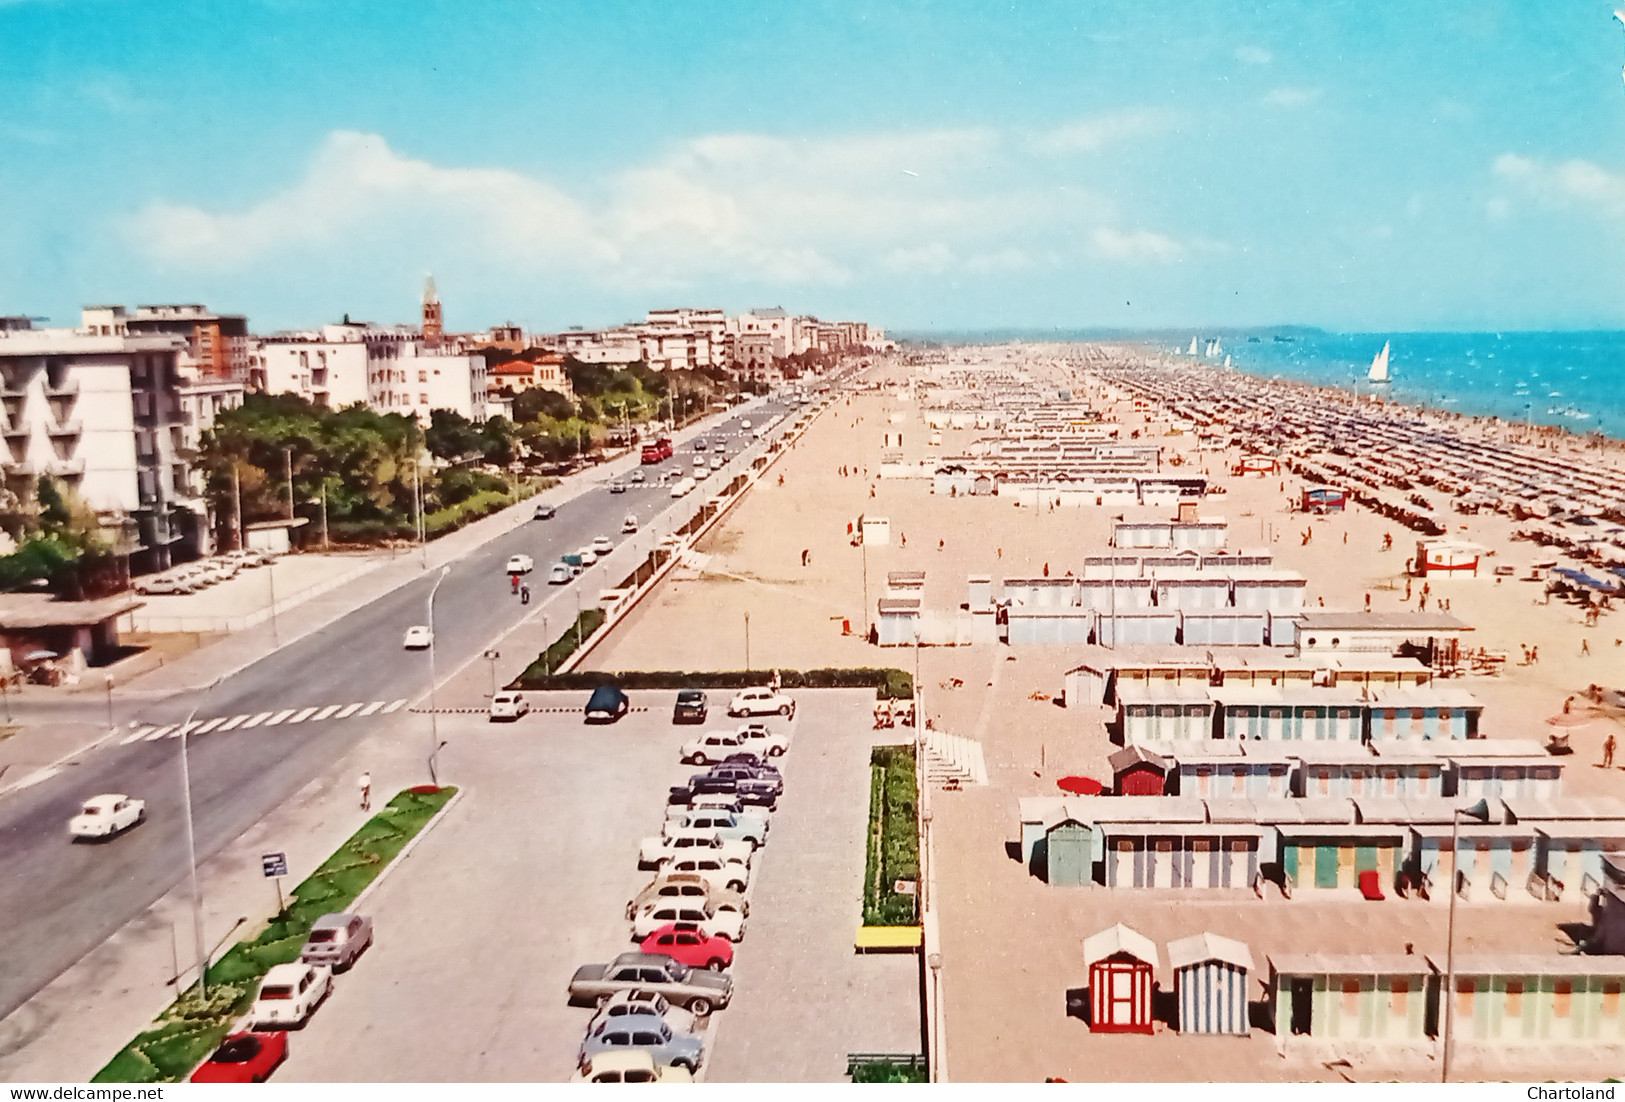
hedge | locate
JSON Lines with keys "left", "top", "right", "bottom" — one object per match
{"left": 511, "top": 665, "right": 914, "bottom": 698}
{"left": 862, "top": 745, "right": 920, "bottom": 927}
{"left": 93, "top": 786, "right": 457, "bottom": 1083}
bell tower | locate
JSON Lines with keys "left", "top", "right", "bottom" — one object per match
{"left": 422, "top": 275, "right": 443, "bottom": 347}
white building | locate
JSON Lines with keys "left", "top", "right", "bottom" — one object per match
{"left": 251, "top": 322, "right": 488, "bottom": 422}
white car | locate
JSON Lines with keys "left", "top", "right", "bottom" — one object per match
{"left": 505, "top": 554, "right": 534, "bottom": 574}
{"left": 69, "top": 794, "right": 145, "bottom": 839}
{"left": 630, "top": 899, "right": 746, "bottom": 943}
{"left": 621, "top": 515, "right": 639, "bottom": 534}
{"left": 587, "top": 990, "right": 699, "bottom": 1038}
{"left": 402, "top": 625, "right": 433, "bottom": 649}
{"left": 679, "top": 729, "right": 753, "bottom": 766}
{"left": 591, "top": 536, "right": 614, "bottom": 555}
{"left": 727, "top": 687, "right": 796, "bottom": 718}
{"left": 135, "top": 575, "right": 194, "bottom": 595}
{"left": 710, "top": 456, "right": 724, "bottom": 470}
{"left": 250, "top": 961, "right": 332, "bottom": 1029}
{"left": 639, "top": 829, "right": 753, "bottom": 872}
{"left": 734, "top": 722, "right": 790, "bottom": 757}
{"left": 659, "top": 852, "right": 751, "bottom": 894}
{"left": 692, "top": 455, "right": 707, "bottom": 469}
{"left": 629, "top": 468, "right": 646, "bottom": 484}
{"left": 489, "top": 691, "right": 528, "bottom": 721}
{"left": 577, "top": 546, "right": 599, "bottom": 566}
{"left": 572, "top": 1051, "right": 694, "bottom": 1084}
{"left": 740, "top": 419, "right": 752, "bottom": 430}
{"left": 547, "top": 563, "right": 573, "bottom": 585}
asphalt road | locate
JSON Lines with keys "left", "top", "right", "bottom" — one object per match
{"left": 0, "top": 397, "right": 807, "bottom": 1020}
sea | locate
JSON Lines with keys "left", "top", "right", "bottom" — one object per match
{"left": 904, "top": 328, "right": 1625, "bottom": 440}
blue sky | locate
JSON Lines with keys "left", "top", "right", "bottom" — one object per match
{"left": 3, "top": 0, "right": 1625, "bottom": 334}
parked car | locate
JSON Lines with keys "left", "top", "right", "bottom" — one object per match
{"left": 586, "top": 989, "right": 698, "bottom": 1039}
{"left": 727, "top": 687, "right": 796, "bottom": 717}
{"left": 658, "top": 852, "right": 750, "bottom": 894}
{"left": 668, "top": 776, "right": 776, "bottom": 810}
{"left": 505, "top": 554, "right": 535, "bottom": 575}
{"left": 579, "top": 1014, "right": 704, "bottom": 1074}
{"left": 568, "top": 952, "right": 733, "bottom": 1016}
{"left": 626, "top": 872, "right": 749, "bottom": 922}
{"left": 639, "top": 828, "right": 753, "bottom": 871}
{"left": 609, "top": 478, "right": 627, "bottom": 494}
{"left": 577, "top": 546, "right": 599, "bottom": 566}
{"left": 585, "top": 684, "right": 630, "bottom": 723}
{"left": 190, "top": 1032, "right": 289, "bottom": 1083}
{"left": 249, "top": 961, "right": 332, "bottom": 1029}
{"left": 135, "top": 574, "right": 195, "bottom": 595}
{"left": 710, "top": 456, "right": 724, "bottom": 470}
{"left": 692, "top": 455, "right": 707, "bottom": 469}
{"left": 622, "top": 514, "right": 639, "bottom": 534}
{"left": 639, "top": 923, "right": 733, "bottom": 971}
{"left": 402, "top": 625, "right": 433, "bottom": 649}
{"left": 672, "top": 689, "right": 708, "bottom": 724}
{"left": 69, "top": 794, "right": 145, "bottom": 840}
{"left": 299, "top": 912, "right": 373, "bottom": 972}
{"left": 740, "top": 419, "right": 752, "bottom": 430}
{"left": 662, "top": 808, "right": 766, "bottom": 849}
{"left": 630, "top": 897, "right": 746, "bottom": 942}
{"left": 734, "top": 721, "right": 790, "bottom": 757}
{"left": 591, "top": 536, "right": 614, "bottom": 555}
{"left": 547, "top": 563, "right": 572, "bottom": 585}
{"left": 672, "top": 793, "right": 770, "bottom": 827}
{"left": 533, "top": 502, "right": 556, "bottom": 520}
{"left": 572, "top": 1051, "right": 693, "bottom": 1084}
{"left": 690, "top": 762, "right": 783, "bottom": 797}
{"left": 489, "top": 691, "right": 529, "bottom": 721}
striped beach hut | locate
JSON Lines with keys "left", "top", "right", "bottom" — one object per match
{"left": 1168, "top": 932, "right": 1254, "bottom": 1035}
{"left": 1436, "top": 955, "right": 1625, "bottom": 1045}
{"left": 1084, "top": 923, "right": 1158, "bottom": 1034}
{"left": 1270, "top": 954, "right": 1436, "bottom": 1042}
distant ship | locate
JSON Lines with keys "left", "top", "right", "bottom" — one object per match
{"left": 1247, "top": 336, "right": 1261, "bottom": 343}
{"left": 1368, "top": 340, "right": 1391, "bottom": 385}
{"left": 1272, "top": 335, "right": 1295, "bottom": 343}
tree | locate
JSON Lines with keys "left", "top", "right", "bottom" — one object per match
{"left": 512, "top": 388, "right": 576, "bottom": 423}
{"left": 425, "top": 409, "right": 483, "bottom": 460}
{"left": 36, "top": 476, "right": 69, "bottom": 527}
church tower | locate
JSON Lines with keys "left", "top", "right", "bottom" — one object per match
{"left": 422, "top": 275, "right": 443, "bottom": 347}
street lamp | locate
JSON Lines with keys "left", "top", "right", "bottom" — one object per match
{"left": 482, "top": 648, "right": 500, "bottom": 698}
{"left": 1441, "top": 797, "right": 1492, "bottom": 1083}
{"left": 426, "top": 565, "right": 451, "bottom": 785}
{"left": 178, "top": 676, "right": 222, "bottom": 1002}
{"left": 743, "top": 611, "right": 750, "bottom": 671}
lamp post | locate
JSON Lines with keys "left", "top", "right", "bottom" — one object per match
{"left": 426, "top": 565, "right": 450, "bottom": 785}
{"left": 743, "top": 611, "right": 751, "bottom": 671}
{"left": 1441, "top": 797, "right": 1491, "bottom": 1083}
{"left": 482, "top": 648, "right": 500, "bottom": 698}
{"left": 178, "top": 676, "right": 222, "bottom": 1001}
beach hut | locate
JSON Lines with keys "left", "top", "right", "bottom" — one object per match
{"left": 1006, "top": 607, "right": 1095, "bottom": 645}
{"left": 1294, "top": 744, "right": 1383, "bottom": 797}
{"left": 966, "top": 574, "right": 993, "bottom": 610}
{"left": 1435, "top": 956, "right": 1625, "bottom": 1045}
{"left": 1231, "top": 574, "right": 1309, "bottom": 611}
{"left": 1362, "top": 745, "right": 1449, "bottom": 798}
{"left": 858, "top": 515, "right": 891, "bottom": 546}
{"left": 1300, "top": 485, "right": 1348, "bottom": 513}
{"left": 1448, "top": 739, "right": 1563, "bottom": 800}
{"left": 1110, "top": 745, "right": 1170, "bottom": 795}
{"left": 1170, "top": 743, "right": 1290, "bottom": 800}
{"left": 1535, "top": 822, "right": 1625, "bottom": 899}
{"left": 1114, "top": 520, "right": 1173, "bottom": 549}
{"left": 1414, "top": 538, "right": 1484, "bottom": 577}
{"left": 1170, "top": 519, "right": 1228, "bottom": 550}
{"left": 1083, "top": 924, "right": 1159, "bottom": 1034}
{"left": 1270, "top": 954, "right": 1436, "bottom": 1042}
{"left": 875, "top": 598, "right": 921, "bottom": 647}
{"left": 1097, "top": 810, "right": 1262, "bottom": 889}
{"left": 1180, "top": 611, "right": 1270, "bottom": 646}
{"left": 1115, "top": 685, "right": 1215, "bottom": 744}
{"left": 1168, "top": 933, "right": 1254, "bottom": 1036}
{"left": 1077, "top": 577, "right": 1154, "bottom": 611}
{"left": 1366, "top": 687, "right": 1483, "bottom": 741}
{"left": 1586, "top": 856, "right": 1625, "bottom": 953}
{"left": 1212, "top": 687, "right": 1366, "bottom": 742}
{"left": 1095, "top": 610, "right": 1180, "bottom": 647}
{"left": 1154, "top": 577, "right": 1232, "bottom": 609}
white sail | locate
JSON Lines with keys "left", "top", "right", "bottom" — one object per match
{"left": 1188, "top": 336, "right": 1199, "bottom": 356}
{"left": 1211, "top": 337, "right": 1222, "bottom": 358}
{"left": 1368, "top": 341, "right": 1391, "bottom": 383}
{"left": 1223, "top": 354, "right": 1231, "bottom": 368}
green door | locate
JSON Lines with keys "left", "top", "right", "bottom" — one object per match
{"left": 1315, "top": 845, "right": 1339, "bottom": 888}
{"left": 1283, "top": 843, "right": 1299, "bottom": 885}
{"left": 1047, "top": 821, "right": 1092, "bottom": 887}
{"left": 1356, "top": 846, "right": 1378, "bottom": 872}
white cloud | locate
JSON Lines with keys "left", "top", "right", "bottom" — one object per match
{"left": 1030, "top": 108, "right": 1176, "bottom": 154}
{"left": 1263, "top": 86, "right": 1323, "bottom": 108}
{"left": 1493, "top": 153, "right": 1625, "bottom": 222}
{"left": 123, "top": 126, "right": 1185, "bottom": 292}
{"left": 1234, "top": 45, "right": 1272, "bottom": 65}
{"left": 1484, "top": 197, "right": 1511, "bottom": 222}
{"left": 1091, "top": 226, "right": 1182, "bottom": 261}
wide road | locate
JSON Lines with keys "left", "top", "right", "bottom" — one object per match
{"left": 0, "top": 396, "right": 809, "bottom": 1020}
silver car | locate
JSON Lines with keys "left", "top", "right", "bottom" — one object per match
{"left": 299, "top": 912, "right": 373, "bottom": 972}
{"left": 579, "top": 1017, "right": 704, "bottom": 1073}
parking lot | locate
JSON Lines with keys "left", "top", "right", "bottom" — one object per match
{"left": 276, "top": 688, "right": 917, "bottom": 1082}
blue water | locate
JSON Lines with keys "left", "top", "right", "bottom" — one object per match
{"left": 1191, "top": 330, "right": 1625, "bottom": 439}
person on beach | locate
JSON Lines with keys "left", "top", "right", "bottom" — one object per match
{"left": 1582, "top": 638, "right": 1591, "bottom": 656}
{"left": 938, "top": 539, "right": 945, "bottom": 551}
{"left": 1382, "top": 533, "right": 1393, "bottom": 551}
{"left": 1564, "top": 696, "right": 1574, "bottom": 714}
{"left": 1405, "top": 578, "right": 1413, "bottom": 600}
{"left": 1365, "top": 593, "right": 1372, "bottom": 612}
{"left": 801, "top": 548, "right": 809, "bottom": 567}
{"left": 1531, "top": 645, "right": 1540, "bottom": 664}
{"left": 1605, "top": 734, "right": 1617, "bottom": 770}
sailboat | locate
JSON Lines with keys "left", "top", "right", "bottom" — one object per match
{"left": 1223, "top": 354, "right": 1232, "bottom": 368}
{"left": 1188, "top": 336, "right": 1199, "bottom": 356}
{"left": 1368, "top": 341, "right": 1391, "bottom": 385}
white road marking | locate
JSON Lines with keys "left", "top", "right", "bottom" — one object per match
{"left": 288, "top": 707, "right": 318, "bottom": 724}
{"left": 122, "top": 726, "right": 155, "bottom": 745}
{"left": 143, "top": 724, "right": 177, "bottom": 741}
{"left": 335, "top": 702, "right": 363, "bottom": 719}
{"left": 264, "top": 709, "right": 295, "bottom": 726}
{"left": 382, "top": 698, "right": 406, "bottom": 714}
{"left": 193, "top": 717, "right": 226, "bottom": 734}
{"left": 240, "top": 712, "right": 272, "bottom": 729}
{"left": 217, "top": 714, "right": 249, "bottom": 732}
{"left": 310, "top": 704, "right": 341, "bottom": 722}
{"left": 358, "top": 701, "right": 384, "bottom": 717}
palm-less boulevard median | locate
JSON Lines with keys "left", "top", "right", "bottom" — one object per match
{"left": 0, "top": 396, "right": 795, "bottom": 1039}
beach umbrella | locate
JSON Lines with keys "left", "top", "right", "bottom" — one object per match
{"left": 1057, "top": 775, "right": 1104, "bottom": 796}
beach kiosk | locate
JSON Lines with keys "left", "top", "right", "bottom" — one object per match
{"left": 1083, "top": 924, "right": 1159, "bottom": 1034}
{"left": 1109, "top": 745, "right": 1170, "bottom": 796}
{"left": 1168, "top": 932, "right": 1254, "bottom": 1036}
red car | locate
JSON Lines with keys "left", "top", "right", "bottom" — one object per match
{"left": 638, "top": 923, "right": 733, "bottom": 971}
{"left": 190, "top": 1031, "right": 289, "bottom": 1083}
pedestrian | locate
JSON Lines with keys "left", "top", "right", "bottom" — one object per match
{"left": 1364, "top": 592, "right": 1372, "bottom": 612}
{"left": 900, "top": 532, "right": 906, "bottom": 548}
{"left": 1043, "top": 562, "right": 1050, "bottom": 577}
{"left": 997, "top": 547, "right": 1002, "bottom": 559}
{"left": 1520, "top": 644, "right": 1530, "bottom": 665}
{"left": 511, "top": 573, "right": 520, "bottom": 594}
{"left": 1405, "top": 578, "right": 1413, "bottom": 600}
{"left": 1342, "top": 531, "right": 1348, "bottom": 544}
{"left": 520, "top": 583, "right": 530, "bottom": 605}
{"left": 358, "top": 771, "right": 372, "bottom": 812}
{"left": 1606, "top": 734, "right": 1618, "bottom": 770}
{"left": 1418, "top": 594, "right": 1427, "bottom": 611}
{"left": 801, "top": 548, "right": 810, "bottom": 567}
{"left": 1531, "top": 645, "right": 1539, "bottom": 664}
{"left": 1582, "top": 638, "right": 1591, "bottom": 656}
{"left": 938, "top": 539, "right": 945, "bottom": 551}
{"left": 778, "top": 474, "right": 784, "bottom": 486}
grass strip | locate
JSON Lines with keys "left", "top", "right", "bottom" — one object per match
{"left": 862, "top": 745, "right": 919, "bottom": 926}
{"left": 93, "top": 785, "right": 457, "bottom": 1084}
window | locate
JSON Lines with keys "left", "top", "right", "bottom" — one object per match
{"left": 1504, "top": 980, "right": 1523, "bottom": 1017}
{"left": 419, "top": 370, "right": 428, "bottom": 383}
{"left": 420, "top": 393, "right": 428, "bottom": 404}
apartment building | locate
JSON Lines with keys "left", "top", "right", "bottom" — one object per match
{"left": 487, "top": 352, "right": 574, "bottom": 400}
{"left": 251, "top": 321, "right": 488, "bottom": 421}
{"left": 369, "top": 338, "right": 488, "bottom": 421}
{"left": 122, "top": 303, "right": 250, "bottom": 382}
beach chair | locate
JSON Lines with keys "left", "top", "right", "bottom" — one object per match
{"left": 1358, "top": 869, "right": 1386, "bottom": 901}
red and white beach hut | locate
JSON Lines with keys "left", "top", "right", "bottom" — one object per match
{"left": 1413, "top": 538, "right": 1483, "bottom": 576}
{"left": 1083, "top": 923, "right": 1159, "bottom": 1034}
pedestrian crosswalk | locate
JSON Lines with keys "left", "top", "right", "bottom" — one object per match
{"left": 119, "top": 698, "right": 409, "bottom": 745}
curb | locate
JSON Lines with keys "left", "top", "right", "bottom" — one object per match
{"left": 351, "top": 785, "right": 467, "bottom": 913}
{"left": 0, "top": 724, "right": 121, "bottom": 800}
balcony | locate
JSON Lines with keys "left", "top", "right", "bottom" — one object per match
{"left": 47, "top": 457, "right": 84, "bottom": 478}
{"left": 42, "top": 377, "right": 78, "bottom": 399}
{"left": 46, "top": 419, "right": 81, "bottom": 438}
{"left": 2, "top": 421, "right": 28, "bottom": 440}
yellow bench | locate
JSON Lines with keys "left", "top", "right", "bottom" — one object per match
{"left": 854, "top": 925, "right": 923, "bottom": 953}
